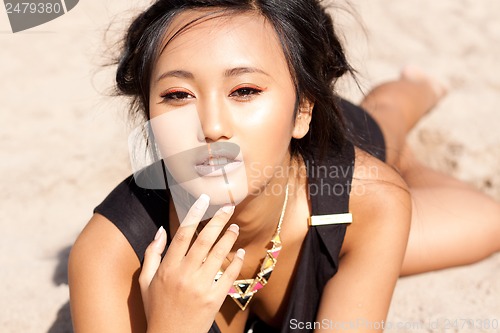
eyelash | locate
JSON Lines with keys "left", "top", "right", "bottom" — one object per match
{"left": 229, "top": 86, "right": 264, "bottom": 100}
{"left": 160, "top": 89, "right": 193, "bottom": 102}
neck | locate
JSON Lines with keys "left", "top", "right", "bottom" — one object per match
{"left": 229, "top": 156, "right": 305, "bottom": 250}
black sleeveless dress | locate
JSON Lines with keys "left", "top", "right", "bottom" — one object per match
{"left": 94, "top": 100, "right": 385, "bottom": 333}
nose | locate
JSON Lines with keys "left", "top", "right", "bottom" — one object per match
{"left": 197, "top": 98, "right": 232, "bottom": 143}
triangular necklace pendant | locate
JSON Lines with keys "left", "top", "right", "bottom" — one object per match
{"left": 215, "top": 237, "right": 281, "bottom": 311}
{"left": 214, "top": 185, "right": 289, "bottom": 311}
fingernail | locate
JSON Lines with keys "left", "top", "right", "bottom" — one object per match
{"left": 221, "top": 205, "right": 234, "bottom": 214}
{"left": 154, "top": 226, "right": 164, "bottom": 241}
{"left": 227, "top": 224, "right": 239, "bottom": 234}
{"left": 195, "top": 194, "right": 210, "bottom": 209}
{"left": 236, "top": 248, "right": 245, "bottom": 260}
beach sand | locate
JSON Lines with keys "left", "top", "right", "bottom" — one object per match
{"left": 0, "top": 1, "right": 498, "bottom": 332}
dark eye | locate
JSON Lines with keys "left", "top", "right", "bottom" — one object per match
{"left": 229, "top": 87, "right": 263, "bottom": 100}
{"left": 160, "top": 90, "right": 194, "bottom": 102}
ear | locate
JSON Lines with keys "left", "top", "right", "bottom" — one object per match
{"left": 292, "top": 98, "right": 314, "bottom": 139}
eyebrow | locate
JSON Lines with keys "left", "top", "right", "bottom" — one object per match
{"left": 155, "top": 67, "right": 269, "bottom": 83}
{"left": 224, "top": 67, "right": 270, "bottom": 78}
{"left": 156, "top": 70, "right": 194, "bottom": 82}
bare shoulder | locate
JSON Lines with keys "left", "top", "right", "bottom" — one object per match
{"left": 69, "top": 213, "right": 146, "bottom": 332}
{"left": 351, "top": 147, "right": 410, "bottom": 201}
{"left": 342, "top": 147, "right": 412, "bottom": 255}
{"left": 69, "top": 213, "right": 140, "bottom": 267}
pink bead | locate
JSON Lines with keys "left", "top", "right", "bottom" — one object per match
{"left": 271, "top": 250, "right": 280, "bottom": 258}
{"left": 253, "top": 282, "right": 264, "bottom": 291}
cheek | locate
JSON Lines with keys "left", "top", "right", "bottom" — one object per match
{"left": 237, "top": 93, "right": 296, "bottom": 167}
{"left": 149, "top": 106, "right": 202, "bottom": 156}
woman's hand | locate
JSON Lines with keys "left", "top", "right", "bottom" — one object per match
{"left": 139, "top": 194, "right": 245, "bottom": 333}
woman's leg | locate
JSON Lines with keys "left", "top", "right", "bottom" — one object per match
{"left": 360, "top": 66, "right": 447, "bottom": 168}
{"left": 399, "top": 146, "right": 500, "bottom": 275}
{"left": 360, "top": 67, "right": 500, "bottom": 275}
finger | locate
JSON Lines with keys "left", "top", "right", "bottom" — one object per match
{"left": 164, "top": 194, "right": 210, "bottom": 262}
{"left": 213, "top": 248, "right": 245, "bottom": 299}
{"left": 139, "top": 226, "right": 167, "bottom": 308}
{"left": 202, "top": 223, "right": 239, "bottom": 276}
{"left": 185, "top": 205, "right": 235, "bottom": 265}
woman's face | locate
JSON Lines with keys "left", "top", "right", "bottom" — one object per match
{"left": 148, "top": 10, "right": 310, "bottom": 209}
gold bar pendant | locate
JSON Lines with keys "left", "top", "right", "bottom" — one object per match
{"left": 308, "top": 213, "right": 353, "bottom": 226}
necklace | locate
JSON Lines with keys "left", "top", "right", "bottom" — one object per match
{"left": 214, "top": 184, "right": 289, "bottom": 311}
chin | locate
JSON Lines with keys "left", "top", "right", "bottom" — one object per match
{"left": 167, "top": 165, "right": 249, "bottom": 220}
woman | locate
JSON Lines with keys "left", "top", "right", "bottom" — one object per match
{"left": 68, "top": 1, "right": 500, "bottom": 332}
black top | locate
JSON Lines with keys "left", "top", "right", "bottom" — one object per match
{"left": 94, "top": 101, "right": 385, "bottom": 333}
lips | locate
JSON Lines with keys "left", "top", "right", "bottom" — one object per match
{"left": 195, "top": 158, "right": 243, "bottom": 177}
{"left": 161, "top": 142, "right": 243, "bottom": 181}
{"left": 194, "top": 142, "right": 240, "bottom": 164}
{"left": 194, "top": 142, "right": 243, "bottom": 177}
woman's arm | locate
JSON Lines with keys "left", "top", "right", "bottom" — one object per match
{"left": 315, "top": 149, "right": 412, "bottom": 332}
{"left": 69, "top": 198, "right": 244, "bottom": 333}
{"left": 68, "top": 213, "right": 147, "bottom": 333}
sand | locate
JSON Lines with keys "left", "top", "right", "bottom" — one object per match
{"left": 0, "top": 1, "right": 498, "bottom": 332}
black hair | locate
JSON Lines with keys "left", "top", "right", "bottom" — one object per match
{"left": 115, "top": 0, "right": 354, "bottom": 159}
